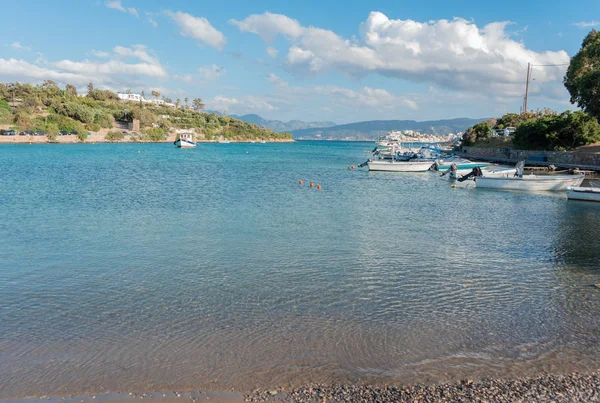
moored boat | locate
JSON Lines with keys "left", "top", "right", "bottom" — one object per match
{"left": 475, "top": 174, "right": 585, "bottom": 191}
{"left": 367, "top": 160, "right": 435, "bottom": 172}
{"left": 435, "top": 157, "right": 489, "bottom": 171}
{"left": 174, "top": 133, "right": 196, "bottom": 148}
{"left": 566, "top": 186, "right": 600, "bottom": 202}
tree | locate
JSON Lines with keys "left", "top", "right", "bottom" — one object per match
{"left": 512, "top": 110, "right": 600, "bottom": 151}
{"left": 87, "top": 82, "right": 94, "bottom": 95}
{"left": 461, "top": 121, "right": 492, "bottom": 146}
{"left": 141, "top": 90, "right": 145, "bottom": 99}
{"left": 126, "top": 89, "right": 132, "bottom": 94}
{"left": 185, "top": 97, "right": 189, "bottom": 108}
{"left": 176, "top": 98, "right": 180, "bottom": 108}
{"left": 151, "top": 90, "right": 159, "bottom": 100}
{"left": 65, "top": 84, "right": 78, "bottom": 97}
{"left": 193, "top": 98, "right": 205, "bottom": 111}
{"left": 564, "top": 29, "right": 600, "bottom": 121}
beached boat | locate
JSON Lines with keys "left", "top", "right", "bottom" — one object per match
{"left": 174, "top": 133, "right": 196, "bottom": 148}
{"left": 566, "top": 186, "right": 600, "bottom": 202}
{"left": 367, "top": 160, "right": 435, "bottom": 172}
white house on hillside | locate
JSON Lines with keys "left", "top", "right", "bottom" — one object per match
{"left": 117, "top": 93, "right": 176, "bottom": 108}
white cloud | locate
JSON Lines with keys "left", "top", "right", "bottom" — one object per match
{"left": 198, "top": 64, "right": 226, "bottom": 80}
{"left": 267, "top": 73, "right": 288, "bottom": 87}
{"left": 104, "top": 0, "right": 125, "bottom": 12}
{"left": 266, "top": 47, "right": 278, "bottom": 58}
{"left": 573, "top": 21, "right": 600, "bottom": 28}
{"left": 127, "top": 7, "right": 139, "bottom": 18}
{"left": 168, "top": 11, "right": 226, "bottom": 50}
{"left": 147, "top": 13, "right": 158, "bottom": 28}
{"left": 91, "top": 50, "right": 110, "bottom": 58}
{"left": 206, "top": 95, "right": 277, "bottom": 114}
{"left": 0, "top": 58, "right": 91, "bottom": 86}
{"left": 54, "top": 59, "right": 166, "bottom": 78}
{"left": 9, "top": 42, "right": 31, "bottom": 52}
{"left": 234, "top": 11, "right": 569, "bottom": 98}
{"left": 113, "top": 44, "right": 159, "bottom": 64}
{"left": 265, "top": 74, "right": 418, "bottom": 111}
{"left": 105, "top": 1, "right": 138, "bottom": 17}
{"left": 230, "top": 12, "right": 303, "bottom": 43}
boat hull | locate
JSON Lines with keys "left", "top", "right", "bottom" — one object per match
{"left": 437, "top": 162, "right": 489, "bottom": 171}
{"left": 475, "top": 174, "right": 585, "bottom": 191}
{"left": 368, "top": 160, "right": 434, "bottom": 172}
{"left": 175, "top": 139, "right": 196, "bottom": 148}
{"left": 566, "top": 187, "right": 600, "bottom": 202}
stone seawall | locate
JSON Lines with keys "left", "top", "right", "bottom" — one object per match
{"left": 462, "top": 147, "right": 600, "bottom": 170}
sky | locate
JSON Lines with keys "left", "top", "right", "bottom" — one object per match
{"left": 1, "top": 0, "right": 599, "bottom": 124}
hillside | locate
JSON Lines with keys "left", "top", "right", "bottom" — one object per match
{"left": 0, "top": 82, "right": 292, "bottom": 143}
{"left": 230, "top": 114, "right": 336, "bottom": 132}
{"left": 290, "top": 118, "right": 488, "bottom": 140}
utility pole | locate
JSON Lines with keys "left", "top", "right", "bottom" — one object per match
{"left": 523, "top": 62, "right": 531, "bottom": 113}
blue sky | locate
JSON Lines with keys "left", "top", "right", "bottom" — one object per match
{"left": 1, "top": 0, "right": 599, "bottom": 124}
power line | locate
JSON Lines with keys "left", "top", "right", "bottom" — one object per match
{"left": 531, "top": 63, "right": 570, "bottom": 67}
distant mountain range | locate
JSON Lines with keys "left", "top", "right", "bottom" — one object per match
{"left": 229, "top": 114, "right": 337, "bottom": 133}
{"left": 208, "top": 111, "right": 486, "bottom": 140}
{"left": 289, "top": 118, "right": 487, "bottom": 140}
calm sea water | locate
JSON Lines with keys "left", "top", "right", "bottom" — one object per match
{"left": 1, "top": 142, "right": 599, "bottom": 398}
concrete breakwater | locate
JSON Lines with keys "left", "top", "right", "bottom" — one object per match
{"left": 462, "top": 146, "right": 600, "bottom": 171}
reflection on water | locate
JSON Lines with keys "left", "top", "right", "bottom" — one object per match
{"left": 0, "top": 142, "right": 598, "bottom": 398}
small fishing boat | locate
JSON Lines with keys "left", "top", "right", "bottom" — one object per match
{"left": 435, "top": 157, "right": 489, "bottom": 172}
{"left": 566, "top": 186, "right": 600, "bottom": 202}
{"left": 475, "top": 162, "right": 584, "bottom": 191}
{"left": 174, "top": 133, "right": 196, "bottom": 148}
{"left": 447, "top": 165, "right": 516, "bottom": 180}
{"left": 367, "top": 159, "right": 435, "bottom": 172}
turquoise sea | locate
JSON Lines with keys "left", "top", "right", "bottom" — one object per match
{"left": 1, "top": 141, "right": 599, "bottom": 398}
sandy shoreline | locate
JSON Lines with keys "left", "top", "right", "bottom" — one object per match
{"left": 2, "top": 372, "right": 598, "bottom": 402}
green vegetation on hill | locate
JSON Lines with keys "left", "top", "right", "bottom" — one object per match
{"left": 0, "top": 81, "right": 292, "bottom": 141}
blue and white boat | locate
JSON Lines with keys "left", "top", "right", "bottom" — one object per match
{"left": 174, "top": 133, "right": 196, "bottom": 148}
{"left": 435, "top": 157, "right": 489, "bottom": 171}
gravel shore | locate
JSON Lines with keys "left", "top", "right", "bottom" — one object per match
{"left": 245, "top": 373, "right": 600, "bottom": 402}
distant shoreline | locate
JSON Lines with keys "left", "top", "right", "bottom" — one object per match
{"left": 0, "top": 134, "right": 294, "bottom": 144}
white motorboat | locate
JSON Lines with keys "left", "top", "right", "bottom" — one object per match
{"left": 448, "top": 165, "right": 516, "bottom": 180}
{"left": 367, "top": 160, "right": 435, "bottom": 172}
{"left": 174, "top": 133, "right": 196, "bottom": 148}
{"left": 475, "top": 174, "right": 584, "bottom": 191}
{"left": 474, "top": 161, "right": 585, "bottom": 191}
{"left": 566, "top": 186, "right": 600, "bottom": 202}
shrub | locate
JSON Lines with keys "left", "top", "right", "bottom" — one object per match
{"left": 86, "top": 123, "right": 101, "bottom": 132}
{"left": 513, "top": 110, "right": 600, "bottom": 150}
{"left": 146, "top": 127, "right": 166, "bottom": 142}
{"left": 105, "top": 131, "right": 125, "bottom": 141}
{"left": 77, "top": 131, "right": 88, "bottom": 142}
{"left": 46, "top": 122, "right": 59, "bottom": 141}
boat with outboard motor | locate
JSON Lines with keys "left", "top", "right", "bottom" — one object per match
{"left": 435, "top": 157, "right": 489, "bottom": 172}
{"left": 366, "top": 145, "right": 440, "bottom": 172}
{"left": 474, "top": 161, "right": 585, "bottom": 191}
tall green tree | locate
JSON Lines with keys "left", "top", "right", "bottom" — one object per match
{"left": 87, "top": 82, "right": 94, "bottom": 95}
{"left": 564, "top": 29, "right": 600, "bottom": 121}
